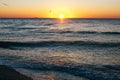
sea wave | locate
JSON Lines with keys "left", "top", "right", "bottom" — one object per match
{"left": 1, "top": 57, "right": 119, "bottom": 80}
{"left": 0, "top": 41, "right": 119, "bottom": 49}
{"left": 14, "top": 62, "right": 120, "bottom": 80}
{"left": 28, "top": 31, "right": 120, "bottom": 35}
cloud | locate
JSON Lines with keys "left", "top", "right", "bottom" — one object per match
{"left": 0, "top": 2, "right": 8, "bottom": 7}
{"left": 2, "top": 3, "right": 8, "bottom": 6}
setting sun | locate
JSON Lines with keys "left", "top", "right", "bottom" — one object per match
{"left": 59, "top": 14, "right": 64, "bottom": 19}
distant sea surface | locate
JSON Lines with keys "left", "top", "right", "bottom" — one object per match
{"left": 0, "top": 18, "right": 120, "bottom": 80}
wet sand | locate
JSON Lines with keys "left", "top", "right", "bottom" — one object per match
{"left": 0, "top": 65, "right": 32, "bottom": 80}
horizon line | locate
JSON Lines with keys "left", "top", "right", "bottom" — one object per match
{"left": 0, "top": 17, "right": 120, "bottom": 19}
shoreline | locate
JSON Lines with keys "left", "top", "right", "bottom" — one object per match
{"left": 0, "top": 65, "right": 32, "bottom": 80}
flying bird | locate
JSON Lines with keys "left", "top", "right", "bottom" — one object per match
{"left": 49, "top": 10, "right": 52, "bottom": 13}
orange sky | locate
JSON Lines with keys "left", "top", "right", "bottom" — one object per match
{"left": 0, "top": 0, "right": 120, "bottom": 18}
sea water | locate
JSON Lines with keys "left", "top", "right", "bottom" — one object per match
{"left": 0, "top": 18, "right": 120, "bottom": 80}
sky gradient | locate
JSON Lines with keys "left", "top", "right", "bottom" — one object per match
{"left": 0, "top": 0, "right": 120, "bottom": 18}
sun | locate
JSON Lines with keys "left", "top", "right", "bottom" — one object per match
{"left": 59, "top": 14, "right": 64, "bottom": 19}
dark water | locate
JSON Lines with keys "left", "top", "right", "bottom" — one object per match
{"left": 0, "top": 18, "right": 120, "bottom": 80}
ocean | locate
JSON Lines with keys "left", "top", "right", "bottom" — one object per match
{"left": 0, "top": 18, "right": 120, "bottom": 80}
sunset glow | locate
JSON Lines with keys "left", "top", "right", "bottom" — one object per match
{"left": 59, "top": 14, "right": 64, "bottom": 19}
{"left": 0, "top": 0, "right": 120, "bottom": 18}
